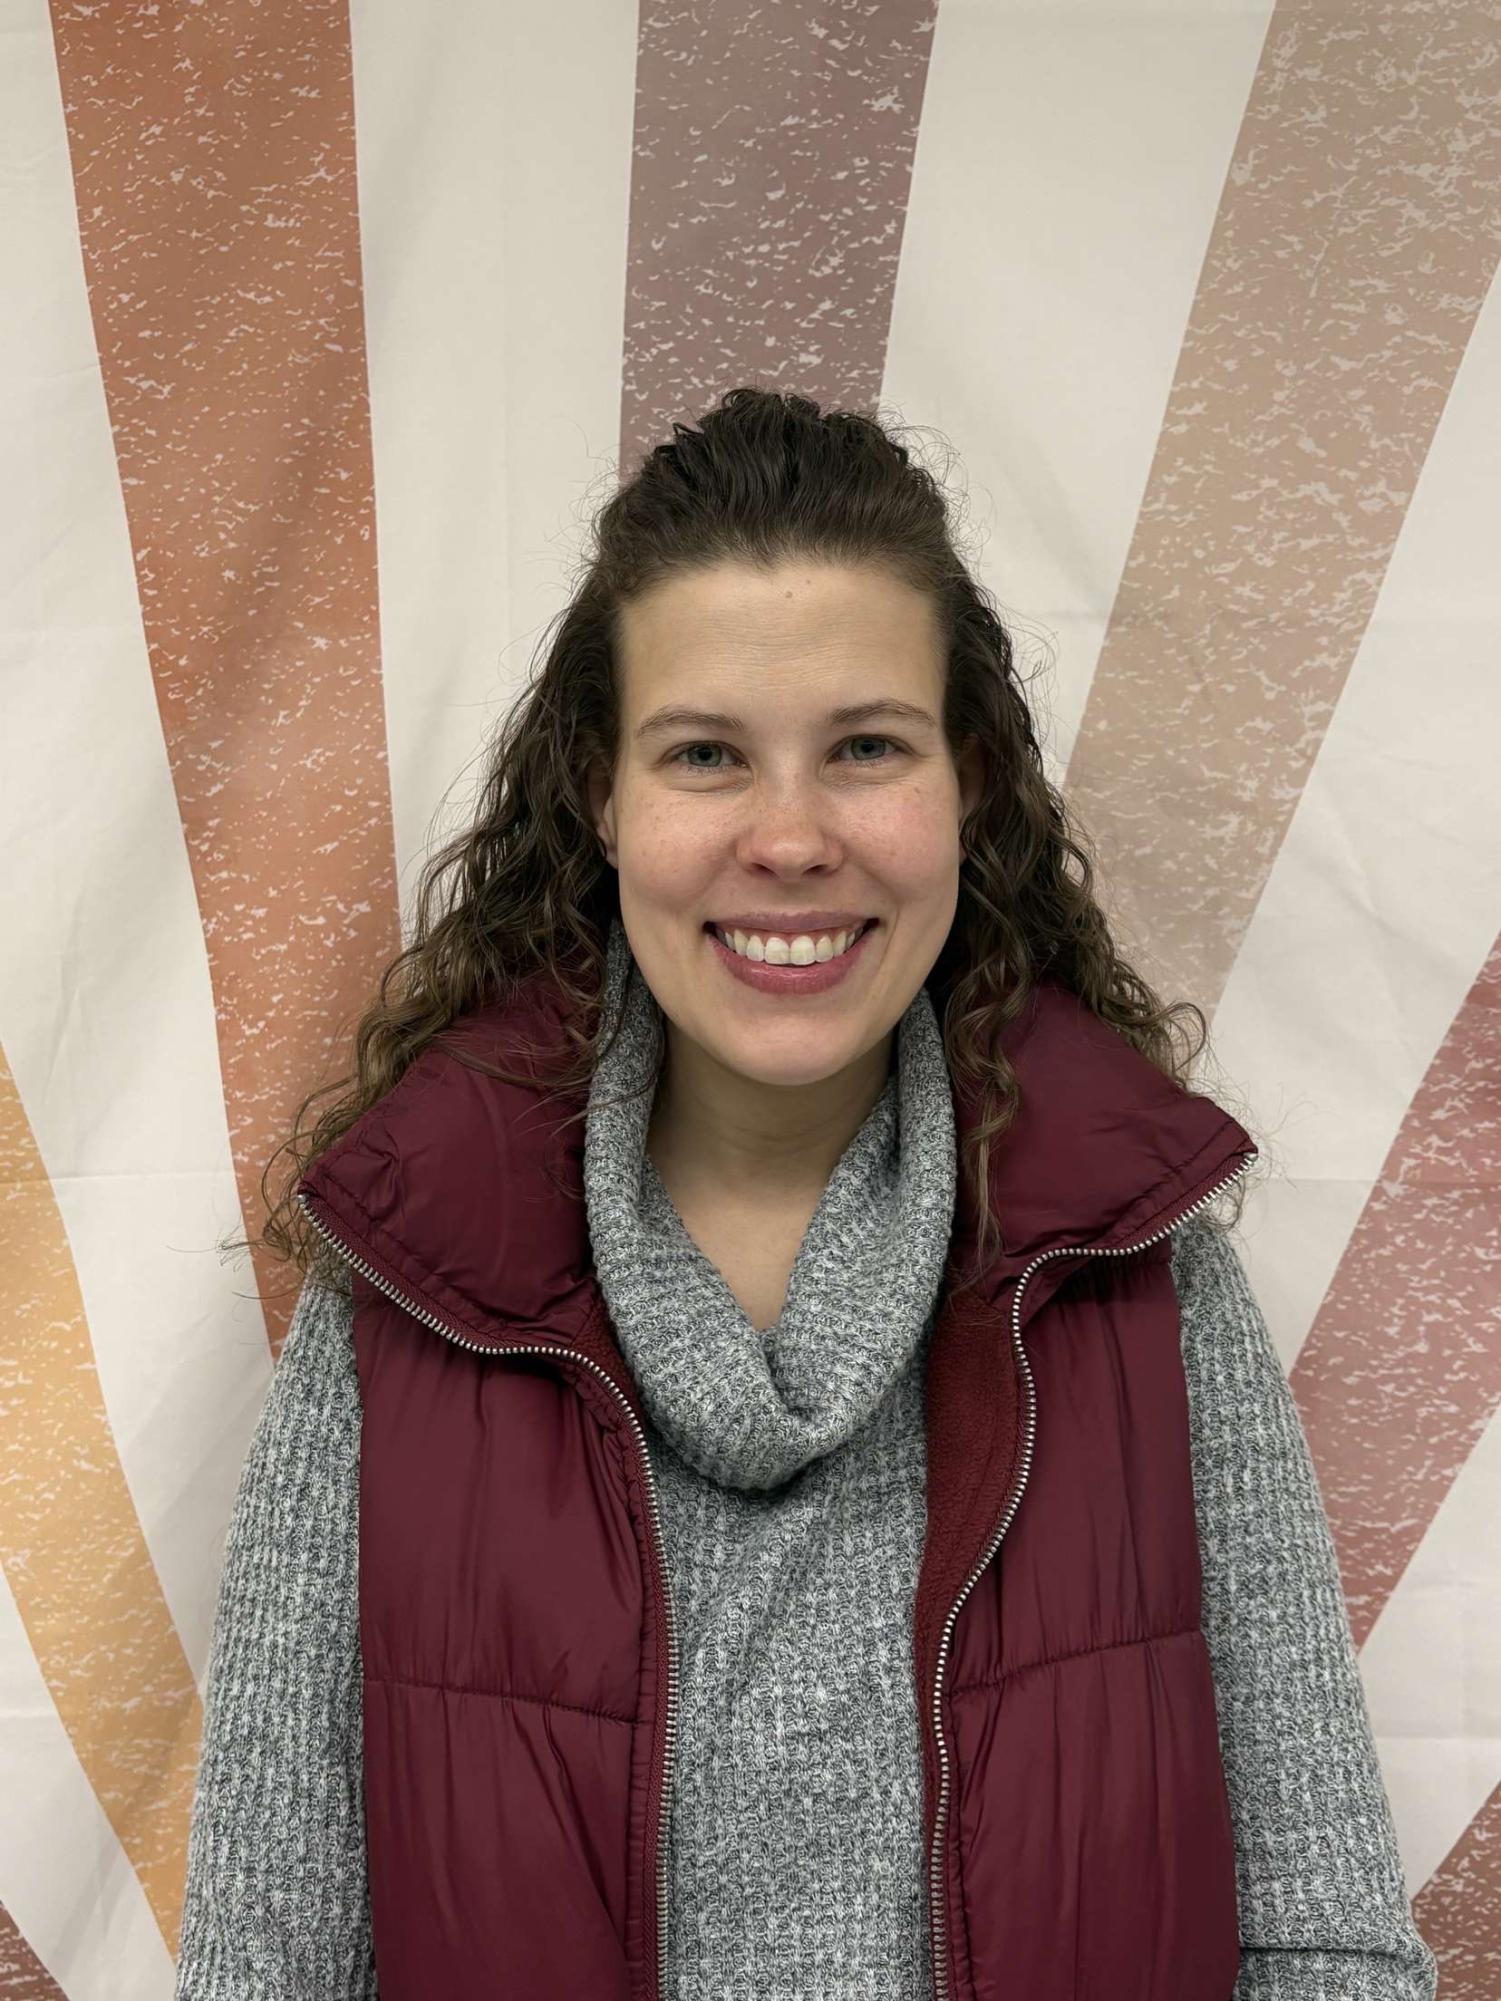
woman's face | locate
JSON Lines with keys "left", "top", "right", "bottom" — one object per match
{"left": 588, "top": 558, "right": 983, "bottom": 1094}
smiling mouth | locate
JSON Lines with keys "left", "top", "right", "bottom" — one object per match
{"left": 703, "top": 918, "right": 877, "bottom": 964}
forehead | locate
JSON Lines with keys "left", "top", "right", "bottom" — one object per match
{"left": 615, "top": 561, "right": 941, "bottom": 692}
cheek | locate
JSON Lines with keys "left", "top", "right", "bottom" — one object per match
{"left": 618, "top": 803, "right": 710, "bottom": 884}
{"left": 859, "top": 796, "right": 961, "bottom": 886}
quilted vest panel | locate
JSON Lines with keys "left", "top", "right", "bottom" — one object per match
{"left": 939, "top": 1239, "right": 1239, "bottom": 2000}
{"left": 352, "top": 1281, "right": 663, "bottom": 1998}
{"left": 299, "top": 966, "right": 1255, "bottom": 2001}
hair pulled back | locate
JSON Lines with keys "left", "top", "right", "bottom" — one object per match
{"left": 240, "top": 385, "right": 1246, "bottom": 1295}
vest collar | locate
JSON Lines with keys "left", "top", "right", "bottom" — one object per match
{"left": 297, "top": 956, "right": 1256, "bottom": 1355}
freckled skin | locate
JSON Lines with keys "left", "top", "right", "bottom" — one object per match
{"left": 586, "top": 558, "right": 982, "bottom": 1203}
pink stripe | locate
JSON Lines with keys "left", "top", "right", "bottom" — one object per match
{"left": 1291, "top": 939, "right": 1501, "bottom": 1648}
{"left": 623, "top": 0, "right": 938, "bottom": 465}
{"left": 1412, "top": 1774, "right": 1497, "bottom": 1997}
{"left": 0, "top": 1902, "right": 69, "bottom": 1999}
{"left": 1063, "top": 1, "right": 1501, "bottom": 1009}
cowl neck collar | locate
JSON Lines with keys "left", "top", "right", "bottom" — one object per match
{"left": 582, "top": 916, "right": 959, "bottom": 1491}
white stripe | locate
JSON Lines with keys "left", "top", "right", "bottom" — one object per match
{"left": 884, "top": 0, "right": 1276, "bottom": 761}
{"left": 349, "top": 0, "right": 640, "bottom": 882}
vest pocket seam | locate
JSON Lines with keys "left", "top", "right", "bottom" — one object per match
{"left": 947, "top": 1619, "right": 1200, "bottom": 1696}
{"left": 366, "top": 1669, "right": 635, "bottom": 1726}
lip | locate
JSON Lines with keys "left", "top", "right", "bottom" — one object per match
{"left": 708, "top": 910, "right": 873, "bottom": 932}
{"left": 705, "top": 918, "right": 877, "bottom": 995}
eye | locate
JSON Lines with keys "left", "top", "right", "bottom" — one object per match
{"left": 667, "top": 735, "right": 906, "bottom": 771}
{"left": 840, "top": 735, "right": 903, "bottom": 763}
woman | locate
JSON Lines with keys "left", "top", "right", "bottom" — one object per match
{"left": 176, "top": 388, "right": 1438, "bottom": 1999}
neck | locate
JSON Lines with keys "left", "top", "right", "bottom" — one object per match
{"left": 645, "top": 1026, "right": 896, "bottom": 1201}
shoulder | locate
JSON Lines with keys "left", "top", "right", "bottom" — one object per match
{"left": 1169, "top": 1209, "right": 1254, "bottom": 1306}
{"left": 260, "top": 1269, "right": 362, "bottom": 1437}
{"left": 1167, "top": 1212, "right": 1277, "bottom": 1377}
{"left": 1166, "top": 1214, "right": 1303, "bottom": 1457}
{"left": 284, "top": 1265, "right": 356, "bottom": 1353}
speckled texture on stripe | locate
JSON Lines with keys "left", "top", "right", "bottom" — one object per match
{"left": 50, "top": 0, "right": 401, "bottom": 1364}
{"left": 623, "top": 1, "right": 937, "bottom": 469}
{"left": 1063, "top": 2, "right": 1501, "bottom": 1010}
{"left": 0, "top": 1074, "right": 201, "bottom": 1949}
{"left": 1288, "top": 941, "right": 1501, "bottom": 1654}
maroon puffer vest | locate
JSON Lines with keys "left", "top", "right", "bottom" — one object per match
{"left": 297, "top": 963, "right": 1256, "bottom": 2001}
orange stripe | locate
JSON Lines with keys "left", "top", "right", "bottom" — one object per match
{"left": 48, "top": 0, "right": 402, "bottom": 1359}
{"left": 0, "top": 1049, "right": 200, "bottom": 1954}
{"left": 1062, "top": 1, "right": 1501, "bottom": 1009}
{"left": 1291, "top": 938, "right": 1501, "bottom": 1648}
{"left": 622, "top": 0, "right": 938, "bottom": 466}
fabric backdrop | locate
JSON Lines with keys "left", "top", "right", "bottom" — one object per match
{"left": 3, "top": 0, "right": 1498, "bottom": 1993}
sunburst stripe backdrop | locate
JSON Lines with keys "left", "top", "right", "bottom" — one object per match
{"left": 2, "top": 0, "right": 1497, "bottom": 1991}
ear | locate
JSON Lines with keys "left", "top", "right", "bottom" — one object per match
{"left": 586, "top": 759, "right": 618, "bottom": 868}
{"left": 955, "top": 733, "right": 985, "bottom": 832}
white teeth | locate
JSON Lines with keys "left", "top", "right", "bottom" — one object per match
{"left": 714, "top": 923, "right": 867, "bottom": 964}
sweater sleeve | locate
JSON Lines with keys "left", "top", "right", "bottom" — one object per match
{"left": 1170, "top": 1216, "right": 1438, "bottom": 2001}
{"left": 175, "top": 1271, "right": 376, "bottom": 1999}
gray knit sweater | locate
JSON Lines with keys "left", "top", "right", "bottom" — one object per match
{"left": 175, "top": 954, "right": 1439, "bottom": 1998}
{"left": 582, "top": 917, "right": 954, "bottom": 1997}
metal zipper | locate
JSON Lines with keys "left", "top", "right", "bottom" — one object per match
{"left": 296, "top": 1189, "right": 680, "bottom": 2001}
{"left": 925, "top": 1149, "right": 1256, "bottom": 2001}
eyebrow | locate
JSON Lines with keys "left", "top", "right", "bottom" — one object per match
{"left": 633, "top": 698, "right": 939, "bottom": 742}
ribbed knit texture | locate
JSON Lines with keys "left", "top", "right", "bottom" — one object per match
{"left": 580, "top": 915, "right": 956, "bottom": 1997}
{"left": 174, "top": 1260, "right": 376, "bottom": 2000}
{"left": 174, "top": 974, "right": 1439, "bottom": 1999}
{"left": 1171, "top": 1225, "right": 1439, "bottom": 2001}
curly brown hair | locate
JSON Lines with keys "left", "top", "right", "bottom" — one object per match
{"left": 232, "top": 384, "right": 1256, "bottom": 1298}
